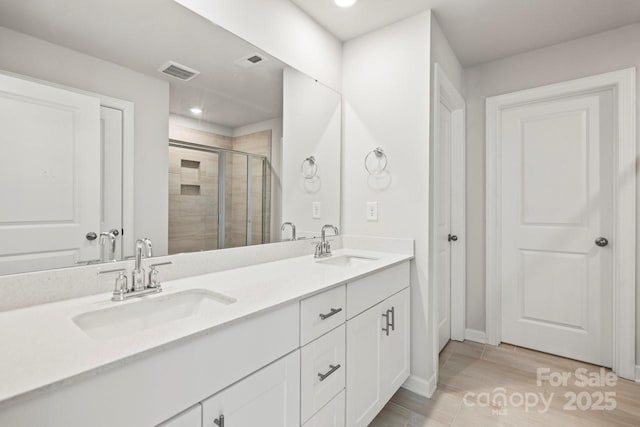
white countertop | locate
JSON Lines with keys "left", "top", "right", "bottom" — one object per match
{"left": 0, "top": 248, "right": 412, "bottom": 407}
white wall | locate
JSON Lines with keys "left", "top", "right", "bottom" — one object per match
{"left": 173, "top": 0, "right": 342, "bottom": 92}
{"left": 342, "top": 11, "right": 434, "bottom": 394}
{"left": 0, "top": 26, "right": 170, "bottom": 256}
{"left": 464, "top": 22, "right": 640, "bottom": 363}
{"left": 283, "top": 67, "right": 342, "bottom": 237}
{"left": 430, "top": 15, "right": 465, "bottom": 96}
{"left": 233, "top": 118, "right": 284, "bottom": 243}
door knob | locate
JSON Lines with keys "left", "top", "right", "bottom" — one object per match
{"left": 448, "top": 234, "right": 458, "bottom": 242}
{"left": 86, "top": 232, "right": 98, "bottom": 241}
{"left": 595, "top": 237, "right": 609, "bottom": 247}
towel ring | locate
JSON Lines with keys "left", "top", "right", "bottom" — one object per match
{"left": 301, "top": 156, "right": 318, "bottom": 179}
{"left": 365, "top": 147, "right": 387, "bottom": 175}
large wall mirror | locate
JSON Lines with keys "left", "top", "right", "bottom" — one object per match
{"left": 0, "top": 0, "right": 341, "bottom": 275}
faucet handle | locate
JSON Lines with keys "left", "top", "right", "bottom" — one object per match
{"left": 97, "top": 267, "right": 126, "bottom": 276}
{"left": 314, "top": 242, "right": 323, "bottom": 258}
{"left": 148, "top": 261, "right": 172, "bottom": 289}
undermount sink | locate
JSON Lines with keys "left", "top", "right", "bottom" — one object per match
{"left": 316, "top": 254, "right": 379, "bottom": 267}
{"left": 72, "top": 289, "right": 237, "bottom": 340}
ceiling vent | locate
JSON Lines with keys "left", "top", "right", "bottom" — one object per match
{"left": 235, "top": 52, "right": 268, "bottom": 69}
{"left": 158, "top": 61, "right": 200, "bottom": 81}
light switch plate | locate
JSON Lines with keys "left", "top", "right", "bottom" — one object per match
{"left": 312, "top": 202, "right": 321, "bottom": 219}
{"left": 367, "top": 202, "right": 378, "bottom": 221}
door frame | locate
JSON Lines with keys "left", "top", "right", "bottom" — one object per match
{"left": 485, "top": 68, "right": 636, "bottom": 379}
{"left": 432, "top": 63, "right": 467, "bottom": 347}
{"left": 98, "top": 96, "right": 135, "bottom": 259}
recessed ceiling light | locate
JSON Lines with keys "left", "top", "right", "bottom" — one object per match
{"left": 335, "top": 0, "right": 357, "bottom": 8}
{"left": 190, "top": 107, "right": 203, "bottom": 115}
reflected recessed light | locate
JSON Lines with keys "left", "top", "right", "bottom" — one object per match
{"left": 190, "top": 107, "right": 203, "bottom": 115}
{"left": 335, "top": 0, "right": 357, "bottom": 7}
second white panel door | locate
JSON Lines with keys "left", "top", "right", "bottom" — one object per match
{"left": 500, "top": 90, "right": 613, "bottom": 367}
{"left": 436, "top": 100, "right": 452, "bottom": 352}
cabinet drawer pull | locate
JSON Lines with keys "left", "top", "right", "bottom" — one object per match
{"left": 214, "top": 414, "right": 224, "bottom": 427}
{"left": 319, "top": 307, "right": 342, "bottom": 320}
{"left": 382, "top": 311, "right": 390, "bottom": 335}
{"left": 318, "top": 364, "right": 341, "bottom": 381}
{"left": 389, "top": 307, "right": 395, "bottom": 331}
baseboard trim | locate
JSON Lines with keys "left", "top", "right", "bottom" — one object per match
{"left": 636, "top": 365, "right": 640, "bottom": 382}
{"left": 464, "top": 328, "right": 487, "bottom": 344}
{"left": 402, "top": 374, "right": 437, "bottom": 398}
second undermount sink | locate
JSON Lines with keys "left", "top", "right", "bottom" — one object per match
{"left": 72, "top": 289, "right": 237, "bottom": 341}
{"left": 316, "top": 254, "right": 379, "bottom": 267}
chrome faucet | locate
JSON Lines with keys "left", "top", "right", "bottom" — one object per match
{"left": 315, "top": 225, "right": 339, "bottom": 258}
{"left": 281, "top": 222, "right": 296, "bottom": 241}
{"left": 98, "top": 238, "right": 172, "bottom": 302}
{"left": 132, "top": 238, "right": 153, "bottom": 291}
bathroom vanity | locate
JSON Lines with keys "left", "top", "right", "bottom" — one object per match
{"left": 0, "top": 244, "right": 412, "bottom": 427}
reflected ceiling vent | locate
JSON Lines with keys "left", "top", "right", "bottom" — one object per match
{"left": 158, "top": 61, "right": 200, "bottom": 81}
{"left": 235, "top": 52, "right": 268, "bottom": 69}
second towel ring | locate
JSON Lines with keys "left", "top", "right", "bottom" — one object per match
{"left": 301, "top": 156, "right": 318, "bottom": 179}
{"left": 365, "top": 147, "right": 388, "bottom": 175}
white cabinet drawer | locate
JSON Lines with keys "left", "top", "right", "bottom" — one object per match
{"left": 158, "top": 404, "right": 202, "bottom": 427}
{"left": 302, "top": 390, "right": 345, "bottom": 427}
{"left": 346, "top": 261, "right": 409, "bottom": 319}
{"left": 301, "top": 324, "right": 346, "bottom": 423}
{"left": 300, "top": 285, "right": 346, "bottom": 345}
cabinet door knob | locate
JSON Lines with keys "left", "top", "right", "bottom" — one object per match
{"left": 85, "top": 232, "right": 98, "bottom": 241}
{"left": 595, "top": 237, "right": 609, "bottom": 247}
{"left": 214, "top": 414, "right": 224, "bottom": 427}
{"left": 319, "top": 307, "right": 342, "bottom": 320}
{"left": 448, "top": 234, "right": 458, "bottom": 242}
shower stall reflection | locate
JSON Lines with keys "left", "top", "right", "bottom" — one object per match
{"left": 168, "top": 140, "right": 271, "bottom": 254}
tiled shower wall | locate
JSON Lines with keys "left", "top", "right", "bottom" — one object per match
{"left": 168, "top": 124, "right": 272, "bottom": 255}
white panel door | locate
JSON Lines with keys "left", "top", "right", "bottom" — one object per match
{"left": 436, "top": 101, "right": 452, "bottom": 352}
{"left": 0, "top": 73, "right": 101, "bottom": 274}
{"left": 100, "top": 106, "right": 123, "bottom": 261}
{"left": 500, "top": 90, "right": 613, "bottom": 366}
{"left": 201, "top": 350, "right": 300, "bottom": 427}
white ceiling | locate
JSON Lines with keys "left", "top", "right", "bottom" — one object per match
{"left": 0, "top": 0, "right": 285, "bottom": 128}
{"left": 290, "top": 0, "right": 640, "bottom": 66}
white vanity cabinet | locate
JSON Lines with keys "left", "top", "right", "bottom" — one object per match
{"left": 0, "top": 258, "right": 412, "bottom": 427}
{"left": 345, "top": 263, "right": 411, "bottom": 427}
{"left": 201, "top": 351, "right": 300, "bottom": 427}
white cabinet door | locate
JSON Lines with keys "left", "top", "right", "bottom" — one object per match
{"left": 158, "top": 404, "right": 202, "bottom": 427}
{"left": 202, "top": 351, "right": 300, "bottom": 427}
{"left": 346, "top": 288, "right": 411, "bottom": 427}
{"left": 0, "top": 73, "right": 101, "bottom": 274}
{"left": 381, "top": 288, "right": 411, "bottom": 400}
{"left": 346, "top": 301, "right": 384, "bottom": 427}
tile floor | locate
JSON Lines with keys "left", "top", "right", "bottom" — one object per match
{"left": 371, "top": 341, "right": 640, "bottom": 426}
